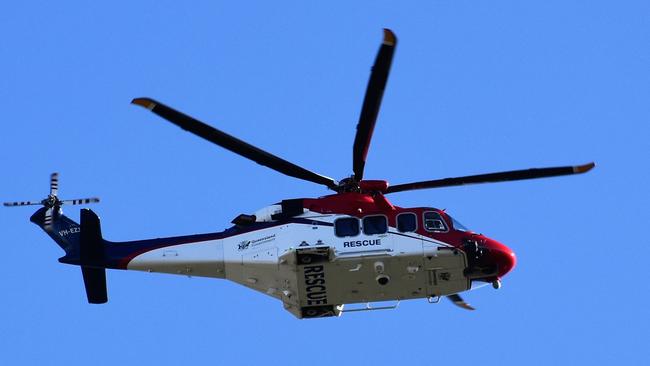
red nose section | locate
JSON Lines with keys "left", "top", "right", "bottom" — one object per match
{"left": 485, "top": 238, "right": 517, "bottom": 277}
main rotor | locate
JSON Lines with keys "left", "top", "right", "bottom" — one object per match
{"left": 132, "top": 29, "right": 594, "bottom": 195}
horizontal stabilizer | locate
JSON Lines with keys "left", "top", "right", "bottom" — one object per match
{"left": 80, "top": 209, "right": 108, "bottom": 303}
{"left": 81, "top": 266, "right": 108, "bottom": 304}
{"left": 80, "top": 208, "right": 104, "bottom": 266}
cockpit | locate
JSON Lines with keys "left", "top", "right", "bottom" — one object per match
{"left": 446, "top": 213, "right": 470, "bottom": 232}
{"left": 421, "top": 210, "right": 472, "bottom": 233}
{"left": 423, "top": 211, "right": 448, "bottom": 232}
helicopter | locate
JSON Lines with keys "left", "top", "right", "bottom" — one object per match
{"left": 5, "top": 29, "right": 594, "bottom": 318}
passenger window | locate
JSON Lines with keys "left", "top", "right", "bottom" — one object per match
{"left": 335, "top": 217, "right": 360, "bottom": 237}
{"left": 423, "top": 211, "right": 447, "bottom": 232}
{"left": 362, "top": 215, "right": 388, "bottom": 235}
{"left": 397, "top": 213, "right": 417, "bottom": 232}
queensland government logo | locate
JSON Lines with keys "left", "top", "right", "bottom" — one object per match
{"left": 237, "top": 234, "right": 276, "bottom": 251}
{"left": 237, "top": 240, "right": 251, "bottom": 251}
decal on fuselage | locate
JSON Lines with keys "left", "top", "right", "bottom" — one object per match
{"left": 237, "top": 240, "right": 251, "bottom": 251}
{"left": 303, "top": 265, "right": 328, "bottom": 306}
{"left": 343, "top": 239, "right": 381, "bottom": 248}
{"left": 59, "top": 226, "right": 80, "bottom": 236}
{"left": 237, "top": 234, "right": 276, "bottom": 251}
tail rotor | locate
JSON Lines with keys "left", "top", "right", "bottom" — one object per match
{"left": 49, "top": 172, "right": 59, "bottom": 197}
{"left": 4, "top": 172, "right": 100, "bottom": 227}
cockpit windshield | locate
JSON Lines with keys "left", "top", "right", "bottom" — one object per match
{"left": 449, "top": 215, "right": 470, "bottom": 232}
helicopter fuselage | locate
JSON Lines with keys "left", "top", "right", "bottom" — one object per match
{"left": 121, "top": 192, "right": 516, "bottom": 318}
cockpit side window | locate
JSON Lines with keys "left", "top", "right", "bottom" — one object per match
{"left": 362, "top": 215, "right": 388, "bottom": 235}
{"left": 335, "top": 217, "right": 360, "bottom": 237}
{"left": 423, "top": 211, "right": 448, "bottom": 232}
{"left": 397, "top": 213, "right": 417, "bottom": 233}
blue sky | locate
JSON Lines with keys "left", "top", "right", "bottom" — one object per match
{"left": 1, "top": 1, "right": 648, "bottom": 365}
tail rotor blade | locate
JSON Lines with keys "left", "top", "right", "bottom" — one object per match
{"left": 43, "top": 207, "right": 53, "bottom": 226}
{"left": 3, "top": 201, "right": 42, "bottom": 207}
{"left": 61, "top": 198, "right": 100, "bottom": 205}
{"left": 50, "top": 172, "right": 59, "bottom": 197}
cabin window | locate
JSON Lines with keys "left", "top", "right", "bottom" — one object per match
{"left": 335, "top": 217, "right": 360, "bottom": 237}
{"left": 423, "top": 211, "right": 448, "bottom": 232}
{"left": 397, "top": 213, "right": 417, "bottom": 232}
{"left": 362, "top": 215, "right": 388, "bottom": 235}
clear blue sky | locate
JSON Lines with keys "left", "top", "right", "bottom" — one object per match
{"left": 1, "top": 1, "right": 648, "bottom": 365}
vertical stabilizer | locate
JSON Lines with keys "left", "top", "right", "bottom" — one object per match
{"left": 30, "top": 207, "right": 82, "bottom": 259}
{"left": 30, "top": 207, "right": 109, "bottom": 304}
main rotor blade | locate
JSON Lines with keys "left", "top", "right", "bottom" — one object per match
{"left": 50, "top": 172, "right": 59, "bottom": 197}
{"left": 447, "top": 294, "right": 475, "bottom": 311}
{"left": 132, "top": 98, "right": 339, "bottom": 190}
{"left": 386, "top": 162, "right": 595, "bottom": 194}
{"left": 352, "top": 29, "right": 397, "bottom": 181}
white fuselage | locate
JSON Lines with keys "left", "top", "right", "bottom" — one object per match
{"left": 127, "top": 208, "right": 470, "bottom": 318}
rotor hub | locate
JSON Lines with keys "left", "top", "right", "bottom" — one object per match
{"left": 337, "top": 177, "right": 360, "bottom": 193}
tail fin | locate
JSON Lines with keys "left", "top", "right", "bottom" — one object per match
{"left": 30, "top": 207, "right": 82, "bottom": 258}
{"left": 30, "top": 207, "right": 108, "bottom": 304}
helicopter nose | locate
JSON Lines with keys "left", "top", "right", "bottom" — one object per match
{"left": 484, "top": 238, "right": 517, "bottom": 277}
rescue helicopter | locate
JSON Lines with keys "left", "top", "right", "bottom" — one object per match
{"left": 5, "top": 29, "right": 594, "bottom": 318}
